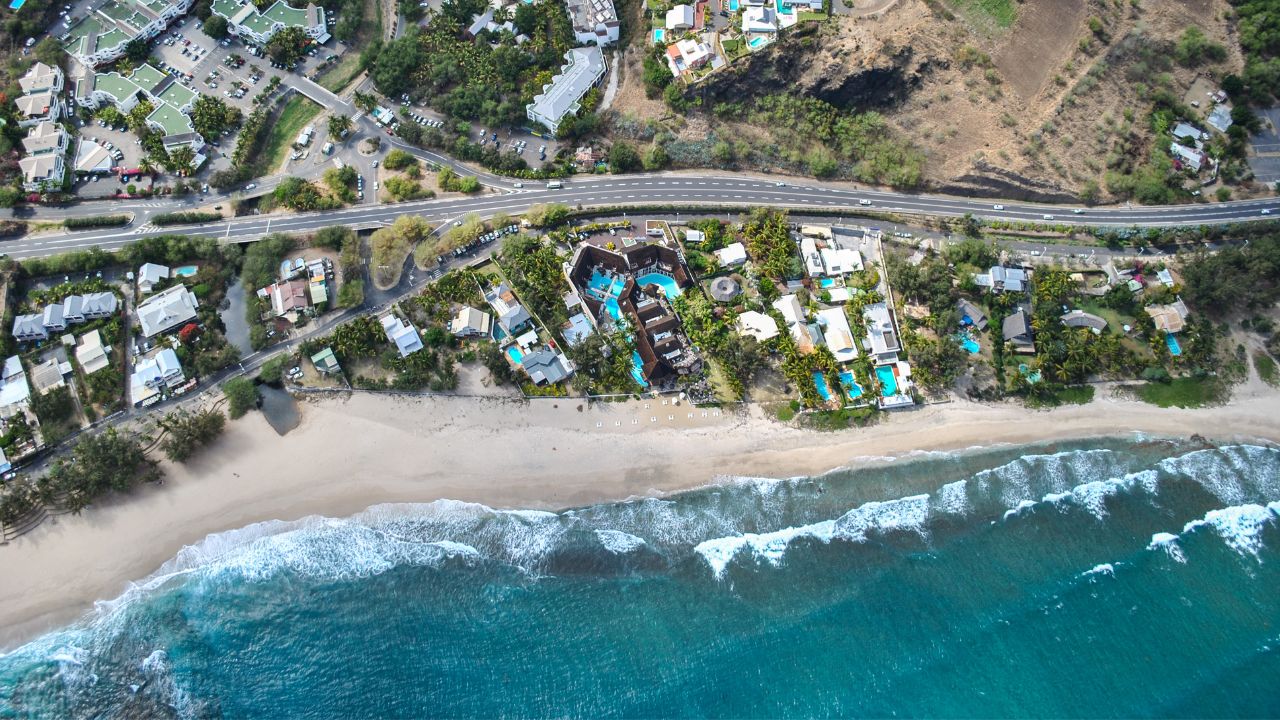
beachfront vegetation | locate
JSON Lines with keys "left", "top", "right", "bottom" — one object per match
{"left": 158, "top": 409, "right": 227, "bottom": 463}
{"left": 37, "top": 429, "right": 159, "bottom": 515}
{"left": 223, "top": 377, "right": 260, "bottom": 419}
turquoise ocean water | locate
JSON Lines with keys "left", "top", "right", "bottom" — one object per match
{"left": 2, "top": 437, "right": 1279, "bottom": 718}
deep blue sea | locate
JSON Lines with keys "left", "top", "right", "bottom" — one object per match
{"left": 2, "top": 437, "right": 1279, "bottom": 718}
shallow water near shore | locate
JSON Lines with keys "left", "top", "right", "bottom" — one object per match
{"left": 2, "top": 437, "right": 1279, "bottom": 717}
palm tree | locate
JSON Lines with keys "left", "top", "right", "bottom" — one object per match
{"left": 137, "top": 157, "right": 155, "bottom": 177}
{"left": 352, "top": 91, "right": 377, "bottom": 113}
{"left": 328, "top": 113, "right": 352, "bottom": 139}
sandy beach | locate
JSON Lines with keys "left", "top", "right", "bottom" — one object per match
{"left": 2, "top": 385, "right": 1278, "bottom": 651}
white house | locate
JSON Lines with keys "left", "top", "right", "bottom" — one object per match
{"left": 526, "top": 46, "right": 607, "bottom": 133}
{"left": 19, "top": 62, "right": 64, "bottom": 96}
{"left": 820, "top": 248, "right": 863, "bottom": 275}
{"left": 800, "top": 236, "right": 824, "bottom": 277}
{"left": 137, "top": 263, "right": 171, "bottom": 294}
{"left": 716, "top": 242, "right": 747, "bottom": 268}
{"left": 136, "top": 284, "right": 199, "bottom": 338}
{"left": 76, "top": 330, "right": 111, "bottom": 375}
{"left": 736, "top": 310, "right": 779, "bottom": 342}
{"left": 449, "top": 306, "right": 493, "bottom": 338}
{"left": 565, "top": 0, "right": 619, "bottom": 46}
{"left": 62, "top": 0, "right": 197, "bottom": 67}
{"left": 817, "top": 307, "right": 858, "bottom": 362}
{"left": 130, "top": 348, "right": 185, "bottom": 405}
{"left": 665, "top": 37, "right": 713, "bottom": 77}
{"left": 381, "top": 314, "right": 424, "bottom": 357}
{"left": 863, "top": 302, "right": 902, "bottom": 363}
{"left": 0, "top": 356, "right": 31, "bottom": 420}
{"left": 14, "top": 90, "right": 61, "bottom": 127}
{"left": 18, "top": 135, "right": 67, "bottom": 193}
{"left": 742, "top": 6, "right": 777, "bottom": 33}
{"left": 666, "top": 4, "right": 694, "bottom": 30}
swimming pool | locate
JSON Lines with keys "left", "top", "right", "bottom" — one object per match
{"left": 956, "top": 332, "right": 980, "bottom": 354}
{"left": 727, "top": 0, "right": 739, "bottom": 9}
{"left": 630, "top": 350, "right": 649, "bottom": 388}
{"left": 1165, "top": 333, "right": 1182, "bottom": 356}
{"left": 813, "top": 371, "right": 833, "bottom": 402}
{"left": 839, "top": 370, "right": 863, "bottom": 400}
{"left": 653, "top": 28, "right": 665, "bottom": 43}
{"left": 506, "top": 346, "right": 524, "bottom": 364}
{"left": 174, "top": 265, "right": 199, "bottom": 278}
{"left": 819, "top": 278, "right": 839, "bottom": 289}
{"left": 775, "top": 0, "right": 794, "bottom": 14}
{"left": 748, "top": 36, "right": 768, "bottom": 49}
{"left": 9, "top": 0, "right": 26, "bottom": 9}
{"left": 635, "top": 272, "right": 682, "bottom": 298}
{"left": 587, "top": 270, "right": 627, "bottom": 322}
{"left": 875, "top": 365, "right": 898, "bottom": 398}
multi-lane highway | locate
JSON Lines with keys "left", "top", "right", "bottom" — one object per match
{"left": 9, "top": 173, "right": 1280, "bottom": 260}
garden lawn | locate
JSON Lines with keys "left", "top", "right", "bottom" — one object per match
{"left": 945, "top": 0, "right": 1016, "bottom": 28}
{"left": 1134, "top": 377, "right": 1227, "bottom": 408}
{"left": 1253, "top": 351, "right": 1280, "bottom": 387}
{"left": 260, "top": 96, "right": 323, "bottom": 175}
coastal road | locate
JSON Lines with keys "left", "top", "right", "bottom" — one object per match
{"left": 9, "top": 174, "right": 1280, "bottom": 260}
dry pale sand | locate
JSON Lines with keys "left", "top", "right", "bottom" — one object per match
{"left": 1, "top": 387, "right": 1278, "bottom": 651}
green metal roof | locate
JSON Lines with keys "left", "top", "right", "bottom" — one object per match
{"left": 262, "top": 0, "right": 307, "bottom": 26}
{"left": 240, "top": 12, "right": 275, "bottom": 34}
{"left": 157, "top": 81, "right": 197, "bottom": 109}
{"left": 92, "top": 71, "right": 142, "bottom": 101}
{"left": 130, "top": 63, "right": 166, "bottom": 89}
{"left": 146, "top": 103, "right": 194, "bottom": 137}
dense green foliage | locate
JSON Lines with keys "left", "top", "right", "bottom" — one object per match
{"left": 499, "top": 234, "right": 572, "bottom": 330}
{"left": 1179, "top": 235, "right": 1280, "bottom": 316}
{"left": 741, "top": 209, "right": 800, "bottom": 281}
{"left": 222, "top": 377, "right": 259, "bottom": 419}
{"left": 152, "top": 211, "right": 223, "bottom": 226}
{"left": 37, "top": 429, "right": 159, "bottom": 515}
{"left": 64, "top": 215, "right": 131, "bottom": 229}
{"left": 159, "top": 408, "right": 227, "bottom": 462}
{"left": 1228, "top": 0, "right": 1280, "bottom": 103}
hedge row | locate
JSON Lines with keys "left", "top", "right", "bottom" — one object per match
{"left": 152, "top": 211, "right": 223, "bottom": 226}
{"left": 64, "top": 215, "right": 131, "bottom": 229}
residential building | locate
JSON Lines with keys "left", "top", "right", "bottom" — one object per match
{"left": 1061, "top": 310, "right": 1107, "bottom": 332}
{"left": 1207, "top": 105, "right": 1233, "bottom": 133}
{"left": 450, "top": 305, "right": 493, "bottom": 339}
{"left": 42, "top": 305, "right": 66, "bottom": 333}
{"left": 137, "top": 262, "right": 171, "bottom": 293}
{"left": 75, "top": 330, "right": 111, "bottom": 375}
{"left": 957, "top": 297, "right": 988, "bottom": 331}
{"left": 485, "top": 284, "right": 533, "bottom": 335}
{"left": 666, "top": 4, "right": 694, "bottom": 29}
{"left": 715, "top": 242, "right": 748, "bottom": 268}
{"left": 130, "top": 348, "right": 184, "bottom": 405}
{"left": 381, "top": 314, "right": 423, "bottom": 357}
{"left": 22, "top": 120, "right": 70, "bottom": 158}
{"left": 742, "top": 6, "right": 777, "bottom": 33}
{"left": 14, "top": 90, "right": 62, "bottom": 127}
{"left": 1145, "top": 299, "right": 1190, "bottom": 334}
{"left": 307, "top": 260, "right": 330, "bottom": 305}
{"left": 266, "top": 279, "right": 311, "bottom": 317}
{"left": 1172, "top": 122, "right": 1207, "bottom": 145}
{"left": 311, "top": 347, "right": 341, "bottom": 375}
{"left": 30, "top": 358, "right": 66, "bottom": 395}
{"left": 863, "top": 302, "right": 901, "bottom": 363}
{"left": 75, "top": 64, "right": 205, "bottom": 153}
{"left": 18, "top": 145, "right": 66, "bottom": 192}
{"left": 136, "top": 284, "right": 199, "bottom": 338}
{"left": 12, "top": 314, "right": 48, "bottom": 343}
{"left": 1157, "top": 268, "right": 1176, "bottom": 287}
{"left": 210, "top": 0, "right": 328, "bottom": 45}
{"left": 561, "top": 312, "right": 595, "bottom": 346}
{"left": 709, "top": 276, "right": 741, "bottom": 302}
{"left": 0, "top": 356, "right": 32, "bottom": 420}
{"left": 684, "top": 229, "right": 706, "bottom": 243}
{"left": 975, "top": 265, "right": 1029, "bottom": 293}
{"left": 817, "top": 307, "right": 858, "bottom": 362}
{"left": 62, "top": 0, "right": 198, "bottom": 67}
{"left": 521, "top": 349, "right": 573, "bottom": 385}
{"left": 665, "top": 37, "right": 713, "bottom": 77}
{"left": 1170, "top": 142, "right": 1207, "bottom": 173}
{"left": 526, "top": 46, "right": 607, "bottom": 133}
{"left": 75, "top": 139, "right": 115, "bottom": 174}
{"left": 81, "top": 292, "right": 119, "bottom": 320}
{"left": 19, "top": 62, "right": 64, "bottom": 96}
{"left": 820, "top": 247, "right": 862, "bottom": 275}
{"left": 1002, "top": 308, "right": 1035, "bottom": 352}
{"left": 800, "top": 236, "right": 824, "bottom": 277}
{"left": 736, "top": 310, "right": 779, "bottom": 342}
{"left": 779, "top": 0, "right": 822, "bottom": 8}
{"left": 565, "top": 0, "right": 619, "bottom": 46}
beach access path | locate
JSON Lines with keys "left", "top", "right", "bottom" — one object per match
{"left": 2, "top": 386, "right": 1279, "bottom": 651}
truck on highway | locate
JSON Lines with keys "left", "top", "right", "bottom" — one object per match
{"left": 546, "top": 180, "right": 562, "bottom": 189}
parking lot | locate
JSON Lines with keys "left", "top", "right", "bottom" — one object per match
{"left": 1249, "top": 107, "right": 1280, "bottom": 184}
{"left": 468, "top": 124, "right": 561, "bottom": 169}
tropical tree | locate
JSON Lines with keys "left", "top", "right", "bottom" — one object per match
{"left": 167, "top": 146, "right": 196, "bottom": 175}
{"left": 328, "top": 113, "right": 352, "bottom": 139}
{"left": 352, "top": 91, "right": 378, "bottom": 113}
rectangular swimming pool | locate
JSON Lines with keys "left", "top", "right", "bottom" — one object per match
{"left": 875, "top": 365, "right": 898, "bottom": 397}
{"left": 748, "top": 36, "right": 768, "bottom": 49}
{"left": 1165, "top": 333, "right": 1182, "bottom": 356}
{"left": 653, "top": 28, "right": 665, "bottom": 43}
{"left": 813, "top": 371, "right": 833, "bottom": 402}
{"left": 174, "top": 265, "right": 199, "bottom": 278}
{"left": 9, "top": 0, "right": 26, "bottom": 8}
{"left": 635, "top": 272, "right": 682, "bottom": 298}
{"left": 956, "top": 332, "right": 980, "bottom": 354}
{"left": 506, "top": 346, "right": 524, "bottom": 364}
{"left": 819, "top": 278, "right": 839, "bottom": 289}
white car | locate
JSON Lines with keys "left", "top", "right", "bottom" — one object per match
{"left": 993, "top": 204, "right": 1004, "bottom": 210}
{"left": 1042, "top": 214, "right": 1055, "bottom": 221}
{"left": 244, "top": 183, "right": 258, "bottom": 190}
{"left": 1073, "top": 208, "right": 1085, "bottom": 214}
{"left": 1263, "top": 209, "right": 1272, "bottom": 215}
{"left": 513, "top": 182, "right": 523, "bottom": 188}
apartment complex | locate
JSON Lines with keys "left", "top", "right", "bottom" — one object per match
{"left": 526, "top": 46, "right": 606, "bottom": 133}
{"left": 61, "top": 0, "right": 197, "bottom": 67}
{"left": 210, "top": 0, "right": 328, "bottom": 45}
{"left": 75, "top": 63, "right": 204, "bottom": 152}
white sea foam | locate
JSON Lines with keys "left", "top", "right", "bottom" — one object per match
{"left": 694, "top": 494, "right": 930, "bottom": 578}
{"left": 1159, "top": 445, "right": 1280, "bottom": 506}
{"left": 1083, "top": 563, "right": 1115, "bottom": 578}
{"left": 595, "top": 529, "right": 646, "bottom": 554}
{"left": 1182, "top": 503, "right": 1279, "bottom": 560}
{"left": 975, "top": 448, "right": 1119, "bottom": 508}
{"left": 1148, "top": 532, "right": 1186, "bottom": 563}
{"left": 1003, "top": 500, "right": 1037, "bottom": 521}
{"left": 937, "top": 480, "right": 970, "bottom": 515}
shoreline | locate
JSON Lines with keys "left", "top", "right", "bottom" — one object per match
{"left": 2, "top": 389, "right": 1279, "bottom": 652}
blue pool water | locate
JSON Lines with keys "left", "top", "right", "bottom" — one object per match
{"left": 819, "top": 278, "right": 838, "bottom": 289}
{"left": 653, "top": 28, "right": 665, "bottom": 43}
{"left": 1165, "top": 333, "right": 1183, "bottom": 356}
{"left": 727, "top": 0, "right": 739, "bottom": 9}
{"left": 635, "top": 272, "right": 682, "bottom": 298}
{"left": 839, "top": 370, "right": 863, "bottom": 400}
{"left": 587, "top": 270, "right": 626, "bottom": 323}
{"left": 506, "top": 346, "right": 524, "bottom": 364}
{"left": 957, "top": 333, "right": 980, "bottom": 354}
{"left": 875, "top": 365, "right": 898, "bottom": 397}
{"left": 748, "top": 36, "right": 767, "bottom": 49}
{"left": 630, "top": 350, "right": 648, "bottom": 388}
{"left": 775, "top": 0, "right": 793, "bottom": 14}
{"left": 8, "top": 0, "right": 26, "bottom": 9}
{"left": 813, "top": 371, "right": 832, "bottom": 402}
{"left": 174, "top": 265, "right": 199, "bottom": 278}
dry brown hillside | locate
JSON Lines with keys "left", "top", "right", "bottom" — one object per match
{"left": 609, "top": 0, "right": 1249, "bottom": 201}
